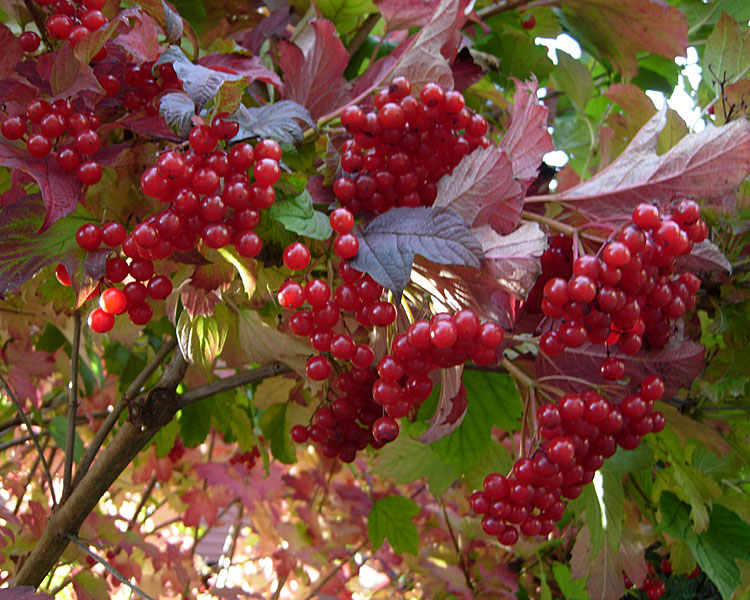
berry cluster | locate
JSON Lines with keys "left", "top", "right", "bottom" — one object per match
{"left": 539, "top": 200, "right": 706, "bottom": 378}
{"left": 30, "top": 0, "right": 110, "bottom": 56}
{"left": 290, "top": 366, "right": 389, "bottom": 463}
{"left": 470, "top": 376, "right": 665, "bottom": 546}
{"left": 65, "top": 120, "right": 282, "bottom": 332}
{"left": 334, "top": 77, "right": 489, "bottom": 214}
{"left": 101, "top": 60, "right": 183, "bottom": 115}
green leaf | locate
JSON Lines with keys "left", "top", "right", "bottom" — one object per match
{"left": 682, "top": 0, "right": 750, "bottom": 30}
{"left": 687, "top": 534, "right": 739, "bottom": 600}
{"left": 171, "top": 0, "right": 207, "bottom": 32}
{"left": 152, "top": 420, "right": 179, "bottom": 457}
{"left": 475, "top": 26, "right": 554, "bottom": 87}
{"left": 317, "top": 0, "right": 377, "bottom": 33}
{"left": 48, "top": 416, "right": 84, "bottom": 463}
{"left": 103, "top": 341, "right": 148, "bottom": 395}
{"left": 176, "top": 303, "right": 230, "bottom": 373}
{"left": 368, "top": 496, "right": 420, "bottom": 555}
{"left": 268, "top": 190, "right": 333, "bottom": 241}
{"left": 226, "top": 402, "right": 260, "bottom": 454}
{"left": 430, "top": 370, "right": 521, "bottom": 472}
{"left": 258, "top": 403, "right": 296, "bottom": 464}
{"left": 553, "top": 562, "right": 589, "bottom": 600}
{"left": 551, "top": 50, "right": 593, "bottom": 114}
{"left": 601, "top": 444, "right": 654, "bottom": 476}
{"left": 658, "top": 491, "right": 692, "bottom": 540}
{"left": 217, "top": 246, "right": 256, "bottom": 299}
{"left": 703, "top": 12, "right": 750, "bottom": 89}
{"left": 700, "top": 504, "right": 750, "bottom": 563}
{"left": 179, "top": 398, "right": 214, "bottom": 447}
{"left": 552, "top": 115, "right": 592, "bottom": 160}
{"left": 372, "top": 435, "right": 462, "bottom": 497}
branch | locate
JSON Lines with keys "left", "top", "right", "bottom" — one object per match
{"left": 0, "top": 373, "right": 57, "bottom": 506}
{"left": 71, "top": 338, "right": 177, "bottom": 489}
{"left": 302, "top": 539, "right": 368, "bottom": 600}
{"left": 0, "top": 433, "right": 33, "bottom": 452}
{"left": 62, "top": 311, "right": 81, "bottom": 503}
{"left": 442, "top": 502, "right": 474, "bottom": 592}
{"left": 12, "top": 349, "right": 188, "bottom": 587}
{"left": 66, "top": 535, "right": 155, "bottom": 600}
{"left": 347, "top": 13, "right": 380, "bottom": 57}
{"left": 178, "top": 361, "right": 291, "bottom": 407}
{"left": 127, "top": 474, "right": 157, "bottom": 531}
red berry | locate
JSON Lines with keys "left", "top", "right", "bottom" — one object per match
{"left": 305, "top": 355, "right": 331, "bottom": 381}
{"left": 253, "top": 158, "right": 280, "bottom": 186}
{"left": 254, "top": 139, "right": 282, "bottom": 161}
{"left": 88, "top": 308, "right": 114, "bottom": 333}
{"left": 100, "top": 222, "right": 125, "bottom": 247}
{"left": 330, "top": 208, "right": 354, "bottom": 234}
{"left": 290, "top": 424, "right": 308, "bottom": 443}
{"left": 27, "top": 134, "right": 51, "bottom": 158}
{"left": 372, "top": 416, "right": 399, "bottom": 443}
{"left": 1, "top": 115, "right": 26, "bottom": 140}
{"left": 77, "top": 161, "right": 102, "bottom": 185}
{"left": 19, "top": 31, "right": 41, "bottom": 52}
{"left": 128, "top": 302, "right": 153, "bottom": 325}
{"left": 521, "top": 14, "right": 536, "bottom": 29}
{"left": 55, "top": 264, "right": 72, "bottom": 286}
{"left": 283, "top": 242, "right": 311, "bottom": 271}
{"left": 99, "top": 287, "right": 127, "bottom": 314}
{"left": 546, "top": 436, "right": 575, "bottom": 464}
{"left": 147, "top": 275, "right": 172, "bottom": 300}
{"left": 105, "top": 257, "right": 128, "bottom": 282}
{"left": 189, "top": 125, "right": 217, "bottom": 154}
{"left": 278, "top": 281, "right": 304, "bottom": 309}
{"left": 46, "top": 13, "right": 73, "bottom": 40}
{"left": 76, "top": 223, "right": 102, "bottom": 251}
{"left": 632, "top": 204, "right": 660, "bottom": 229}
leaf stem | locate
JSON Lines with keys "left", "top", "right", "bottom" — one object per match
{"left": 442, "top": 501, "right": 474, "bottom": 592}
{"left": 0, "top": 372, "right": 58, "bottom": 506}
{"left": 62, "top": 310, "right": 81, "bottom": 503}
{"left": 347, "top": 13, "right": 380, "bottom": 57}
{"left": 522, "top": 210, "right": 576, "bottom": 236}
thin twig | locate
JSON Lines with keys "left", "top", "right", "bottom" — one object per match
{"left": 67, "top": 535, "right": 156, "bottom": 600}
{"left": 14, "top": 437, "right": 48, "bottom": 514}
{"left": 442, "top": 502, "right": 473, "bottom": 592}
{"left": 62, "top": 311, "right": 81, "bottom": 503}
{"left": 127, "top": 475, "right": 158, "bottom": 531}
{"left": 178, "top": 361, "right": 291, "bottom": 407}
{"left": 347, "top": 13, "right": 380, "bottom": 57}
{"left": 302, "top": 539, "right": 368, "bottom": 600}
{"left": 0, "top": 433, "right": 34, "bottom": 451}
{"left": 72, "top": 338, "right": 177, "bottom": 489}
{"left": 0, "top": 372, "right": 57, "bottom": 505}
{"left": 0, "top": 391, "right": 66, "bottom": 437}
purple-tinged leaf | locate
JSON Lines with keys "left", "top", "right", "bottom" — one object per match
{"left": 387, "top": 0, "right": 464, "bottom": 93}
{"left": 433, "top": 146, "right": 524, "bottom": 234}
{"left": 375, "top": 0, "right": 442, "bottom": 30}
{"left": 451, "top": 47, "right": 484, "bottom": 92}
{"left": 117, "top": 111, "right": 184, "bottom": 142}
{"left": 475, "top": 222, "right": 546, "bottom": 299}
{"left": 0, "top": 24, "right": 25, "bottom": 80}
{"left": 241, "top": 7, "right": 293, "bottom": 55}
{"left": 562, "top": 0, "right": 688, "bottom": 79}
{"left": 306, "top": 175, "right": 336, "bottom": 206}
{"left": 500, "top": 78, "right": 554, "bottom": 184}
{"left": 348, "top": 206, "right": 483, "bottom": 296}
{"left": 0, "top": 587, "right": 54, "bottom": 600}
{"left": 114, "top": 11, "right": 162, "bottom": 61}
{"left": 536, "top": 332, "right": 705, "bottom": 400}
{"left": 133, "top": 0, "right": 183, "bottom": 43}
{"left": 0, "top": 195, "right": 106, "bottom": 304}
{"left": 158, "top": 92, "right": 195, "bottom": 138}
{"left": 675, "top": 240, "right": 732, "bottom": 275}
{"left": 571, "top": 524, "right": 626, "bottom": 600}
{"left": 49, "top": 44, "right": 104, "bottom": 98}
{"left": 198, "top": 53, "right": 283, "bottom": 90}
{"left": 155, "top": 46, "right": 243, "bottom": 112}
{"left": 277, "top": 19, "right": 349, "bottom": 121}
{"left": 534, "top": 111, "right": 750, "bottom": 220}
{"left": 73, "top": 6, "right": 140, "bottom": 64}
{"left": 229, "top": 100, "right": 314, "bottom": 145}
{"left": 0, "top": 140, "right": 82, "bottom": 230}
{"left": 417, "top": 366, "right": 465, "bottom": 443}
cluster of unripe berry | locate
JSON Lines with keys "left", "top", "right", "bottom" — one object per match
{"left": 334, "top": 76, "right": 489, "bottom": 214}
{"left": 25, "top": 0, "right": 109, "bottom": 56}
{"left": 538, "top": 200, "right": 705, "bottom": 379}
{"left": 64, "top": 119, "right": 282, "bottom": 332}
{"left": 470, "top": 375, "right": 665, "bottom": 546}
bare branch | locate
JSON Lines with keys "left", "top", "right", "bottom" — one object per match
{"left": 72, "top": 338, "right": 178, "bottom": 489}
{"left": 347, "top": 13, "right": 380, "bottom": 57}
{"left": 67, "top": 535, "right": 156, "bottom": 600}
{"left": 62, "top": 311, "right": 81, "bottom": 503}
{"left": 0, "top": 433, "right": 33, "bottom": 451}
{"left": 0, "top": 372, "right": 57, "bottom": 506}
{"left": 127, "top": 475, "right": 157, "bottom": 531}
{"left": 178, "top": 361, "right": 291, "bottom": 408}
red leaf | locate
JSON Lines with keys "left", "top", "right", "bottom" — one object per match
{"left": 500, "top": 78, "right": 554, "bottom": 183}
{"left": 375, "top": 0, "right": 467, "bottom": 31}
{"left": 181, "top": 487, "right": 231, "bottom": 527}
{"left": 571, "top": 524, "right": 626, "bottom": 600}
{"left": 48, "top": 44, "right": 103, "bottom": 98}
{"left": 563, "top": 0, "right": 688, "bottom": 79}
{"left": 475, "top": 222, "right": 546, "bottom": 300}
{"left": 0, "top": 24, "right": 25, "bottom": 80}
{"left": 433, "top": 146, "right": 523, "bottom": 234}
{"left": 535, "top": 111, "right": 750, "bottom": 220}
{"left": 117, "top": 112, "right": 184, "bottom": 142}
{"left": 0, "top": 142, "right": 82, "bottom": 231}
{"left": 451, "top": 47, "right": 484, "bottom": 92}
{"left": 198, "top": 53, "right": 282, "bottom": 89}
{"left": 417, "top": 367, "right": 466, "bottom": 443}
{"left": 536, "top": 331, "right": 705, "bottom": 400}
{"left": 277, "top": 19, "right": 349, "bottom": 121}
{"left": 241, "top": 7, "right": 293, "bottom": 55}
{"left": 113, "top": 11, "right": 162, "bottom": 61}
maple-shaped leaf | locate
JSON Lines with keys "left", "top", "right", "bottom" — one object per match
{"left": 0, "top": 143, "right": 82, "bottom": 232}
{"left": 675, "top": 240, "right": 732, "bottom": 275}
{"left": 536, "top": 332, "right": 705, "bottom": 400}
{"left": 475, "top": 222, "right": 547, "bottom": 300}
{"left": 368, "top": 496, "right": 420, "bottom": 555}
{"left": 158, "top": 92, "right": 195, "bottom": 138}
{"left": 155, "top": 46, "right": 243, "bottom": 112}
{"left": 570, "top": 524, "right": 626, "bottom": 600}
{"left": 0, "top": 196, "right": 105, "bottom": 301}
{"left": 417, "top": 366, "right": 465, "bottom": 443}
{"left": 500, "top": 78, "right": 554, "bottom": 184}
{"left": 375, "top": 0, "right": 467, "bottom": 31}
{"left": 347, "top": 206, "right": 483, "bottom": 297}
{"left": 72, "top": 6, "right": 140, "bottom": 64}
{"left": 198, "top": 53, "right": 283, "bottom": 89}
{"left": 534, "top": 110, "right": 750, "bottom": 220}
{"left": 181, "top": 486, "right": 231, "bottom": 527}
{"left": 561, "top": 0, "right": 688, "bottom": 79}
{"left": 0, "top": 24, "right": 25, "bottom": 80}
{"left": 113, "top": 10, "right": 162, "bottom": 61}
{"left": 47, "top": 44, "right": 104, "bottom": 98}
{"left": 277, "top": 19, "right": 349, "bottom": 121}
{"left": 387, "top": 0, "right": 465, "bottom": 93}
{"left": 0, "top": 587, "right": 54, "bottom": 600}
{"left": 433, "top": 146, "right": 524, "bottom": 234}
{"left": 229, "top": 100, "right": 314, "bottom": 145}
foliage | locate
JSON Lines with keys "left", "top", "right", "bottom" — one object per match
{"left": 0, "top": 1, "right": 748, "bottom": 600}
